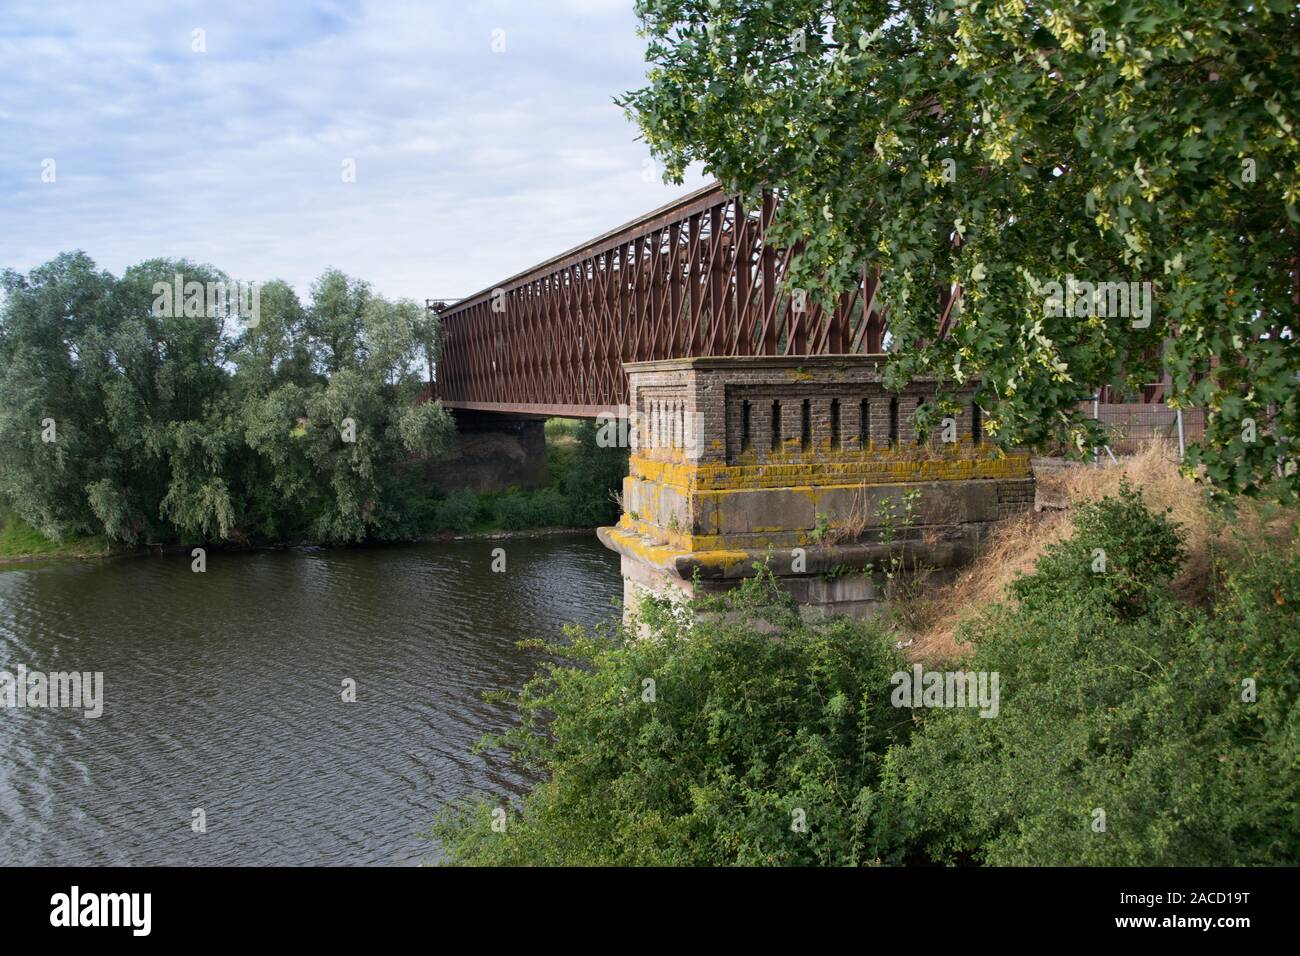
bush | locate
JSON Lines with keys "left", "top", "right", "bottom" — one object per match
{"left": 1011, "top": 478, "right": 1185, "bottom": 621}
{"left": 433, "top": 488, "right": 480, "bottom": 533}
{"left": 435, "top": 487, "right": 1300, "bottom": 866}
{"left": 529, "top": 487, "right": 571, "bottom": 527}
{"left": 433, "top": 568, "right": 911, "bottom": 866}
{"left": 872, "top": 487, "right": 1300, "bottom": 866}
{"left": 559, "top": 419, "right": 626, "bottom": 526}
{"left": 492, "top": 488, "right": 572, "bottom": 531}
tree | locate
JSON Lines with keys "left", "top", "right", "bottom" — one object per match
{"left": 621, "top": 0, "right": 1300, "bottom": 501}
{"left": 0, "top": 253, "right": 455, "bottom": 545}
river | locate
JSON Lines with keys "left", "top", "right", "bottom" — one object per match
{"left": 0, "top": 536, "right": 622, "bottom": 865}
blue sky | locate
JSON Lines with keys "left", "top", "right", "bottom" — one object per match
{"left": 0, "top": 0, "right": 709, "bottom": 303}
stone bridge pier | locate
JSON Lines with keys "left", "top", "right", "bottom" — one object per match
{"left": 421, "top": 408, "right": 549, "bottom": 493}
{"left": 597, "top": 356, "right": 1034, "bottom": 619}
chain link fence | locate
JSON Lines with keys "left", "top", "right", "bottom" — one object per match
{"left": 1079, "top": 401, "right": 1205, "bottom": 461}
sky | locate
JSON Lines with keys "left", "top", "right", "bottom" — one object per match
{"left": 0, "top": 0, "right": 710, "bottom": 304}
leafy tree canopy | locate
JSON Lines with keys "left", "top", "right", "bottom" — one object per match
{"left": 0, "top": 252, "right": 454, "bottom": 545}
{"left": 621, "top": 0, "right": 1300, "bottom": 501}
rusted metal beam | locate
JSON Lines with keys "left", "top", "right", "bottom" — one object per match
{"left": 442, "top": 399, "right": 608, "bottom": 419}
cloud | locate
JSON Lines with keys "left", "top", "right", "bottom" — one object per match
{"left": 0, "top": 0, "right": 710, "bottom": 303}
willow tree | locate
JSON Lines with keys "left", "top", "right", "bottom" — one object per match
{"left": 621, "top": 0, "right": 1299, "bottom": 500}
{"left": 0, "top": 255, "right": 455, "bottom": 545}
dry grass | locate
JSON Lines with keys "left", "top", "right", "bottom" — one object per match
{"left": 826, "top": 484, "right": 871, "bottom": 546}
{"left": 908, "top": 440, "right": 1300, "bottom": 663}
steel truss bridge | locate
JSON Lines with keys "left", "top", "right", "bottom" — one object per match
{"left": 429, "top": 181, "right": 1181, "bottom": 417}
{"left": 429, "top": 182, "right": 918, "bottom": 418}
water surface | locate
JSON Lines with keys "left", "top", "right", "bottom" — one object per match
{"left": 0, "top": 536, "right": 621, "bottom": 865}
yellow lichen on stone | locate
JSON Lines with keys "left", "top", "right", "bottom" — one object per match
{"left": 629, "top": 450, "right": 1031, "bottom": 492}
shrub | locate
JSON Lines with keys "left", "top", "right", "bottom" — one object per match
{"left": 528, "top": 487, "right": 571, "bottom": 527}
{"left": 432, "top": 568, "right": 910, "bottom": 866}
{"left": 872, "top": 488, "right": 1300, "bottom": 866}
{"left": 433, "top": 488, "right": 480, "bottom": 533}
{"left": 492, "top": 489, "right": 571, "bottom": 530}
{"left": 1011, "top": 478, "right": 1184, "bottom": 621}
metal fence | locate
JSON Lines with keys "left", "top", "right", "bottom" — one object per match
{"left": 1080, "top": 401, "right": 1205, "bottom": 461}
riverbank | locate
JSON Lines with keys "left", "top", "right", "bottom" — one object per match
{"left": 0, "top": 509, "right": 604, "bottom": 568}
{"left": 0, "top": 418, "right": 627, "bottom": 568}
{"left": 0, "top": 509, "right": 117, "bottom": 565}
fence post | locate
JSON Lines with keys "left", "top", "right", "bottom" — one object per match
{"left": 1092, "top": 395, "right": 1100, "bottom": 467}
{"left": 1176, "top": 407, "right": 1186, "bottom": 462}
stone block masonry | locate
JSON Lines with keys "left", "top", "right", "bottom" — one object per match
{"left": 597, "top": 356, "right": 1035, "bottom": 620}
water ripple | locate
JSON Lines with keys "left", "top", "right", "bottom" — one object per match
{"left": 0, "top": 536, "right": 621, "bottom": 865}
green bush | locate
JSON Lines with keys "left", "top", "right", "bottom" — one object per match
{"left": 435, "top": 486, "right": 1300, "bottom": 867}
{"left": 1011, "top": 478, "right": 1185, "bottom": 621}
{"left": 433, "top": 488, "right": 481, "bottom": 533}
{"left": 529, "top": 487, "right": 571, "bottom": 527}
{"left": 559, "top": 419, "right": 626, "bottom": 526}
{"left": 489, "top": 493, "right": 527, "bottom": 531}
{"left": 871, "top": 487, "right": 1300, "bottom": 866}
{"left": 433, "top": 568, "right": 911, "bottom": 866}
{"left": 492, "top": 489, "right": 572, "bottom": 531}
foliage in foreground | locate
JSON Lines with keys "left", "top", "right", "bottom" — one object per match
{"left": 621, "top": 1, "right": 1300, "bottom": 502}
{"left": 435, "top": 487, "right": 1300, "bottom": 865}
{"left": 879, "top": 483, "right": 1300, "bottom": 865}
{"left": 434, "top": 568, "right": 911, "bottom": 866}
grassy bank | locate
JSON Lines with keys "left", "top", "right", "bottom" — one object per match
{"left": 420, "top": 417, "right": 626, "bottom": 535}
{"left": 0, "top": 509, "right": 113, "bottom": 563}
{"left": 909, "top": 441, "right": 1300, "bottom": 661}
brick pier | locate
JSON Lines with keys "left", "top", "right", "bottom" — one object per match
{"left": 597, "top": 356, "right": 1035, "bottom": 619}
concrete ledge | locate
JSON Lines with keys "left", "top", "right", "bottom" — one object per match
{"left": 599, "top": 525, "right": 975, "bottom": 582}
{"left": 628, "top": 452, "right": 1033, "bottom": 489}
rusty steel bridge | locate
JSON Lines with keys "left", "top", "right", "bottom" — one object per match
{"left": 427, "top": 182, "right": 930, "bottom": 418}
{"left": 428, "top": 181, "right": 1180, "bottom": 417}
